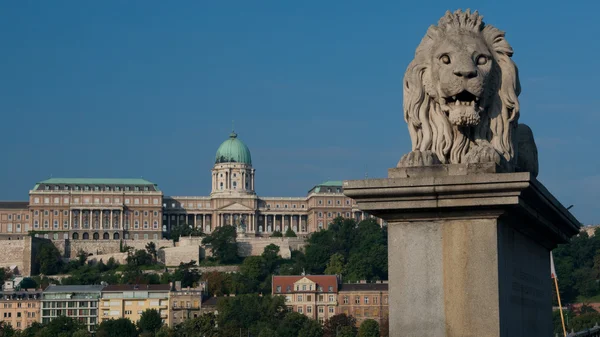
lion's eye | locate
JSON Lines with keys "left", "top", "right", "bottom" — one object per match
{"left": 440, "top": 54, "right": 451, "bottom": 65}
{"left": 477, "top": 55, "right": 488, "bottom": 65}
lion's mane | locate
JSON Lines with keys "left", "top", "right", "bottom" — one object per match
{"left": 403, "top": 9, "right": 521, "bottom": 166}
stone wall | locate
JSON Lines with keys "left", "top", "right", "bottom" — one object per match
{"left": 0, "top": 236, "right": 51, "bottom": 276}
{"left": 0, "top": 240, "right": 26, "bottom": 274}
{"left": 87, "top": 252, "right": 128, "bottom": 264}
{"left": 49, "top": 239, "right": 175, "bottom": 258}
{"left": 161, "top": 245, "right": 203, "bottom": 267}
{"left": 236, "top": 237, "right": 306, "bottom": 258}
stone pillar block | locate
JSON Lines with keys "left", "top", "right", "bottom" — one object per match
{"left": 343, "top": 165, "right": 580, "bottom": 337}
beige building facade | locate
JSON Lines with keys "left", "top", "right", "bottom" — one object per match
{"left": 100, "top": 284, "right": 170, "bottom": 325}
{"left": 0, "top": 131, "right": 382, "bottom": 241}
{"left": 0, "top": 290, "right": 41, "bottom": 330}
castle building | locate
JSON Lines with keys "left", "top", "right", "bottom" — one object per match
{"left": 0, "top": 131, "right": 382, "bottom": 241}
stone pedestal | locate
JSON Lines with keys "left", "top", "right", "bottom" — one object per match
{"left": 343, "top": 165, "right": 580, "bottom": 337}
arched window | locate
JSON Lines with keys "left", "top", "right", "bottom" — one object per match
{"left": 113, "top": 233, "right": 120, "bottom": 240}
{"left": 233, "top": 181, "right": 237, "bottom": 189}
{"left": 72, "top": 233, "right": 79, "bottom": 240}
{"left": 103, "top": 233, "right": 109, "bottom": 240}
{"left": 93, "top": 232, "right": 99, "bottom": 240}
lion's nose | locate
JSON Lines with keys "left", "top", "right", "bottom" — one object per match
{"left": 453, "top": 68, "right": 477, "bottom": 79}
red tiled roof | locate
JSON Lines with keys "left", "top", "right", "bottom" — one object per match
{"left": 272, "top": 275, "right": 338, "bottom": 295}
{"left": 103, "top": 284, "right": 170, "bottom": 292}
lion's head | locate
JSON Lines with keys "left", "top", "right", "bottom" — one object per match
{"left": 403, "top": 9, "right": 520, "bottom": 166}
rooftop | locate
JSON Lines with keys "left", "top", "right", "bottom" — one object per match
{"left": 339, "top": 283, "right": 388, "bottom": 292}
{"left": 0, "top": 201, "right": 29, "bottom": 209}
{"left": 33, "top": 178, "right": 160, "bottom": 192}
{"left": 272, "top": 275, "right": 339, "bottom": 294}
{"left": 103, "top": 284, "right": 171, "bottom": 292}
{"left": 43, "top": 285, "right": 105, "bottom": 293}
{"left": 308, "top": 181, "right": 344, "bottom": 194}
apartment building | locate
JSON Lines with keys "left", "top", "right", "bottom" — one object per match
{"left": 41, "top": 285, "right": 103, "bottom": 332}
{"left": 0, "top": 290, "right": 41, "bottom": 330}
{"left": 272, "top": 275, "right": 339, "bottom": 324}
{"left": 337, "top": 282, "right": 389, "bottom": 326}
{"left": 100, "top": 284, "right": 170, "bottom": 325}
{"left": 168, "top": 281, "right": 206, "bottom": 326}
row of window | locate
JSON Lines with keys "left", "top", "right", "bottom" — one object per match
{"left": 33, "top": 197, "right": 160, "bottom": 205}
{"left": 4, "top": 214, "right": 28, "bottom": 221}
{"left": 33, "top": 232, "right": 160, "bottom": 240}
{"left": 43, "top": 185, "right": 150, "bottom": 192}
{"left": 33, "top": 210, "right": 159, "bottom": 217}
{"left": 2, "top": 303, "right": 36, "bottom": 308}
{"left": 342, "top": 296, "right": 388, "bottom": 305}
{"left": 296, "top": 305, "right": 335, "bottom": 314}
{"left": 317, "top": 199, "right": 351, "bottom": 206}
{"left": 276, "top": 285, "right": 334, "bottom": 293}
{"left": 318, "top": 212, "right": 349, "bottom": 218}
{"left": 2, "top": 311, "right": 35, "bottom": 318}
{"left": 295, "top": 294, "right": 336, "bottom": 303}
{"left": 30, "top": 219, "right": 160, "bottom": 229}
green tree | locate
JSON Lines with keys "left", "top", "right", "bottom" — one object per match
{"left": 96, "top": 318, "right": 139, "bottom": 337}
{"left": 155, "top": 326, "right": 175, "bottom": 337}
{"left": 145, "top": 242, "right": 158, "bottom": 263}
{"left": 358, "top": 319, "right": 380, "bottom": 337}
{"left": 35, "top": 242, "right": 64, "bottom": 275}
{"left": 137, "top": 309, "right": 163, "bottom": 334}
{"left": 217, "top": 294, "right": 286, "bottom": 336}
{"left": 261, "top": 244, "right": 280, "bottom": 273}
{"left": 177, "top": 313, "right": 218, "bottom": 337}
{"left": 173, "top": 261, "right": 201, "bottom": 288}
{"left": 323, "top": 314, "right": 357, "bottom": 337}
{"left": 201, "top": 225, "right": 239, "bottom": 264}
{"left": 257, "top": 328, "right": 278, "bottom": 337}
{"left": 19, "top": 277, "right": 37, "bottom": 290}
{"left": 284, "top": 228, "right": 297, "bottom": 237}
{"left": 298, "top": 318, "right": 324, "bottom": 337}
{"left": 0, "top": 321, "right": 15, "bottom": 337}
{"left": 33, "top": 316, "right": 87, "bottom": 337}
{"left": 270, "top": 231, "right": 283, "bottom": 238}
{"left": 339, "top": 325, "right": 357, "bottom": 337}
{"left": 570, "top": 312, "right": 600, "bottom": 332}
{"left": 71, "top": 330, "right": 90, "bottom": 337}
{"left": 324, "top": 253, "right": 345, "bottom": 275}
{"left": 169, "top": 223, "right": 203, "bottom": 243}
{"left": 129, "top": 249, "right": 154, "bottom": 267}
{"left": 277, "top": 312, "right": 310, "bottom": 336}
{"left": 76, "top": 250, "right": 88, "bottom": 266}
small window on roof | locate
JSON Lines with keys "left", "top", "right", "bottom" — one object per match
{"left": 135, "top": 186, "right": 140, "bottom": 191}
{"left": 94, "top": 186, "right": 99, "bottom": 191}
{"left": 64, "top": 185, "right": 69, "bottom": 190}
{"left": 105, "top": 186, "right": 110, "bottom": 191}
{"left": 144, "top": 186, "right": 149, "bottom": 191}
{"left": 115, "top": 186, "right": 120, "bottom": 191}
{"left": 84, "top": 186, "right": 90, "bottom": 191}
{"left": 53, "top": 185, "right": 59, "bottom": 190}
{"left": 328, "top": 286, "right": 333, "bottom": 292}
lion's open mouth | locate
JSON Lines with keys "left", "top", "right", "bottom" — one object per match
{"left": 444, "top": 90, "right": 479, "bottom": 106}
{"left": 440, "top": 90, "right": 482, "bottom": 127}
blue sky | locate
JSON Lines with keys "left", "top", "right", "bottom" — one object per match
{"left": 0, "top": 1, "right": 598, "bottom": 224}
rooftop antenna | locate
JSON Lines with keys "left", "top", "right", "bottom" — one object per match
{"left": 365, "top": 165, "right": 368, "bottom": 179}
{"left": 232, "top": 120, "right": 235, "bottom": 132}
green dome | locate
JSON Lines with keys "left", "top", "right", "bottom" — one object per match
{"left": 215, "top": 132, "right": 252, "bottom": 165}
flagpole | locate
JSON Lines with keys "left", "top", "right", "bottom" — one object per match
{"left": 554, "top": 275, "right": 567, "bottom": 337}
{"left": 551, "top": 252, "right": 567, "bottom": 337}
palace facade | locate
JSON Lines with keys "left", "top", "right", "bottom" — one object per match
{"left": 0, "top": 131, "right": 382, "bottom": 240}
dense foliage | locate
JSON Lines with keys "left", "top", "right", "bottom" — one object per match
{"left": 553, "top": 229, "right": 600, "bottom": 303}
{"left": 201, "top": 225, "right": 239, "bottom": 264}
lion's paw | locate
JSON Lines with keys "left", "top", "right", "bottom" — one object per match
{"left": 464, "top": 145, "right": 502, "bottom": 165}
{"left": 397, "top": 150, "right": 442, "bottom": 167}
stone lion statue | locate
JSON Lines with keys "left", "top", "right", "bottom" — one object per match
{"left": 398, "top": 9, "right": 538, "bottom": 177}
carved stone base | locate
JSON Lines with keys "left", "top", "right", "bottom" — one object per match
{"left": 343, "top": 167, "right": 579, "bottom": 337}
